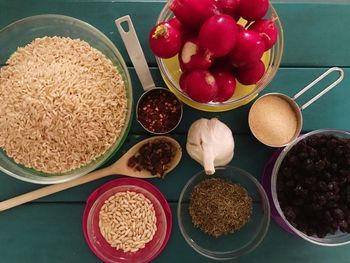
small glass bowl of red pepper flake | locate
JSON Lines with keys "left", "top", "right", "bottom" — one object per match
{"left": 137, "top": 88, "right": 183, "bottom": 134}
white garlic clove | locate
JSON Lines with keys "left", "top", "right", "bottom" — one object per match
{"left": 202, "top": 142, "right": 215, "bottom": 175}
{"left": 186, "top": 118, "right": 234, "bottom": 175}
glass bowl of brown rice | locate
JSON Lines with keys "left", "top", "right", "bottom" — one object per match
{"left": 0, "top": 15, "right": 133, "bottom": 184}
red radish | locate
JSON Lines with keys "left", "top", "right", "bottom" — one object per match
{"left": 249, "top": 19, "right": 278, "bottom": 50}
{"left": 239, "top": 0, "right": 269, "bottom": 21}
{"left": 169, "top": 0, "right": 221, "bottom": 30}
{"left": 199, "top": 15, "right": 238, "bottom": 57}
{"left": 149, "top": 22, "right": 182, "bottom": 58}
{"left": 236, "top": 60, "right": 265, "bottom": 85}
{"left": 179, "top": 38, "right": 213, "bottom": 72}
{"left": 167, "top": 17, "right": 196, "bottom": 44}
{"left": 210, "top": 56, "right": 233, "bottom": 72}
{"left": 215, "top": 0, "right": 239, "bottom": 16}
{"left": 237, "top": 24, "right": 245, "bottom": 32}
{"left": 179, "top": 73, "right": 189, "bottom": 92}
{"left": 167, "top": 17, "right": 182, "bottom": 30}
{"left": 212, "top": 70, "right": 236, "bottom": 102}
{"left": 229, "top": 29, "right": 265, "bottom": 67}
{"left": 185, "top": 70, "right": 218, "bottom": 103}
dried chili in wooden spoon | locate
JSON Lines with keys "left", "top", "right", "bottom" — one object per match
{"left": 0, "top": 136, "right": 182, "bottom": 212}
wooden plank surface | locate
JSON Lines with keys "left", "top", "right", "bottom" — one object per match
{"left": 2, "top": 203, "right": 350, "bottom": 263}
{"left": 1, "top": 0, "right": 350, "bottom": 262}
{"left": 1, "top": 1, "right": 350, "bottom": 67}
{"left": 0, "top": 67, "right": 348, "bottom": 203}
{"left": 0, "top": 134, "right": 274, "bottom": 202}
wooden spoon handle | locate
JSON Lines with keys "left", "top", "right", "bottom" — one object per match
{"left": 0, "top": 166, "right": 114, "bottom": 212}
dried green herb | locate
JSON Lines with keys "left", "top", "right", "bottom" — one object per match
{"left": 189, "top": 178, "right": 252, "bottom": 237}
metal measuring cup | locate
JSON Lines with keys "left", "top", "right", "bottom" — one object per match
{"left": 248, "top": 67, "right": 344, "bottom": 147}
{"left": 115, "top": 15, "right": 183, "bottom": 134}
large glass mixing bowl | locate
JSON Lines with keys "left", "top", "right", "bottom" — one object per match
{"left": 156, "top": 3, "right": 284, "bottom": 112}
{"left": 0, "top": 15, "right": 133, "bottom": 184}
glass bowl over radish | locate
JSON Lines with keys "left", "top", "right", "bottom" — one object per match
{"left": 150, "top": 0, "right": 283, "bottom": 112}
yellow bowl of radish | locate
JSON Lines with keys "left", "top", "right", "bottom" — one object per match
{"left": 151, "top": 0, "right": 283, "bottom": 112}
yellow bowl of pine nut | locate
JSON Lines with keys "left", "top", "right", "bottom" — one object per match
{"left": 83, "top": 178, "right": 172, "bottom": 263}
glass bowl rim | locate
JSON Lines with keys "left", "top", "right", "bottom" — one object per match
{"left": 85, "top": 180, "right": 170, "bottom": 263}
{"left": 177, "top": 166, "right": 271, "bottom": 260}
{"left": 0, "top": 14, "right": 133, "bottom": 184}
{"left": 271, "top": 128, "right": 350, "bottom": 246}
{"left": 155, "top": 3, "right": 284, "bottom": 110}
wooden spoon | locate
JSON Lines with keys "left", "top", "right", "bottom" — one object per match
{"left": 0, "top": 136, "right": 182, "bottom": 212}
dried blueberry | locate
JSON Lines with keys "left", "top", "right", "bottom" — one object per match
{"left": 281, "top": 167, "right": 293, "bottom": 179}
{"left": 306, "top": 227, "right": 316, "bottom": 236}
{"left": 312, "top": 203, "right": 322, "bottom": 211}
{"left": 324, "top": 172, "right": 333, "bottom": 181}
{"left": 316, "top": 228, "right": 328, "bottom": 238}
{"left": 293, "top": 198, "right": 304, "bottom": 206}
{"left": 298, "top": 152, "right": 308, "bottom": 160}
{"left": 284, "top": 206, "right": 297, "bottom": 222}
{"left": 318, "top": 181, "right": 328, "bottom": 192}
{"left": 331, "top": 163, "right": 338, "bottom": 172}
{"left": 340, "top": 220, "right": 349, "bottom": 232}
{"left": 318, "top": 195, "right": 327, "bottom": 206}
{"left": 327, "top": 201, "right": 338, "bottom": 208}
{"left": 277, "top": 134, "right": 350, "bottom": 237}
{"left": 315, "top": 160, "right": 326, "bottom": 171}
{"left": 335, "top": 147, "right": 344, "bottom": 157}
{"left": 286, "top": 180, "right": 296, "bottom": 188}
{"left": 276, "top": 180, "right": 284, "bottom": 192}
{"left": 324, "top": 210, "right": 334, "bottom": 222}
{"left": 327, "top": 138, "right": 338, "bottom": 149}
{"left": 304, "top": 176, "right": 317, "bottom": 186}
{"left": 288, "top": 155, "right": 300, "bottom": 166}
{"left": 320, "top": 147, "right": 328, "bottom": 157}
{"left": 333, "top": 208, "right": 345, "bottom": 221}
{"left": 303, "top": 158, "right": 314, "bottom": 172}
{"left": 328, "top": 182, "right": 335, "bottom": 191}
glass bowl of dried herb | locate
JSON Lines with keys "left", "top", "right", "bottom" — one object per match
{"left": 177, "top": 166, "right": 270, "bottom": 260}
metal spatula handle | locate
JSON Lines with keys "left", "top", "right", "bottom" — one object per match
{"left": 115, "top": 15, "right": 155, "bottom": 91}
{"left": 292, "top": 67, "right": 344, "bottom": 110}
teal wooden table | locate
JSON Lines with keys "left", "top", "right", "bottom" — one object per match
{"left": 1, "top": 0, "right": 350, "bottom": 262}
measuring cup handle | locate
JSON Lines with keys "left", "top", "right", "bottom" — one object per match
{"left": 115, "top": 15, "right": 156, "bottom": 91}
{"left": 292, "top": 67, "right": 344, "bottom": 110}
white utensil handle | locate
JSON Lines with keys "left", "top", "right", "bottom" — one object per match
{"left": 292, "top": 67, "right": 344, "bottom": 111}
{"left": 115, "top": 15, "right": 155, "bottom": 91}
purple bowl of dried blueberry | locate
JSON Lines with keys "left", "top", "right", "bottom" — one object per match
{"left": 271, "top": 129, "right": 350, "bottom": 246}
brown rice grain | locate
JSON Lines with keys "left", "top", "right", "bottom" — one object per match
{"left": 0, "top": 36, "right": 127, "bottom": 173}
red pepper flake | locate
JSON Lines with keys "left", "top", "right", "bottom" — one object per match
{"left": 137, "top": 89, "right": 182, "bottom": 133}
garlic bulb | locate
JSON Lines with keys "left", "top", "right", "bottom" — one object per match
{"left": 186, "top": 118, "right": 234, "bottom": 175}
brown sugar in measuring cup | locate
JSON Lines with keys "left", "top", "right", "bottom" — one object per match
{"left": 249, "top": 67, "right": 344, "bottom": 147}
{"left": 249, "top": 94, "right": 300, "bottom": 146}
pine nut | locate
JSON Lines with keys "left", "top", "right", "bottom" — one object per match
{"left": 98, "top": 191, "right": 157, "bottom": 253}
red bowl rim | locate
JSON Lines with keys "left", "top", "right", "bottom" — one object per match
{"left": 82, "top": 177, "right": 172, "bottom": 263}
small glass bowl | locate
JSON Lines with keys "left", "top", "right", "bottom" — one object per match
{"left": 178, "top": 166, "right": 270, "bottom": 260}
{"left": 156, "top": 3, "right": 284, "bottom": 112}
{"left": 0, "top": 15, "right": 133, "bottom": 184}
{"left": 84, "top": 178, "right": 172, "bottom": 263}
{"left": 271, "top": 129, "right": 350, "bottom": 246}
